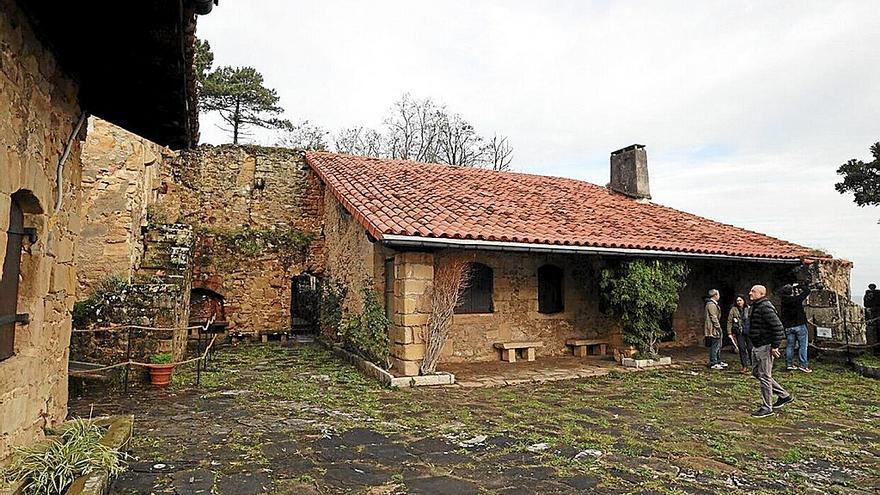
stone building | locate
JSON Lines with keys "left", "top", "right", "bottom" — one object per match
{"left": 77, "top": 137, "right": 867, "bottom": 378}
{"left": 0, "top": 0, "right": 211, "bottom": 459}
{"left": 304, "top": 148, "right": 866, "bottom": 376}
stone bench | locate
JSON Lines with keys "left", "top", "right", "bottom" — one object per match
{"left": 494, "top": 341, "right": 543, "bottom": 363}
{"left": 566, "top": 339, "right": 608, "bottom": 357}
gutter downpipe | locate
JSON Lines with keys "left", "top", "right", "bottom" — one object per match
{"left": 53, "top": 110, "right": 89, "bottom": 215}
{"left": 380, "top": 234, "right": 803, "bottom": 265}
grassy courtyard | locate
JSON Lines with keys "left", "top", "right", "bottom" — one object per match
{"left": 69, "top": 342, "right": 880, "bottom": 495}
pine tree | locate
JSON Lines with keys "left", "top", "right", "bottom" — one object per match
{"left": 195, "top": 40, "right": 291, "bottom": 143}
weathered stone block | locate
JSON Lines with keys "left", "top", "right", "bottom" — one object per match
{"left": 389, "top": 325, "right": 413, "bottom": 345}
{"left": 398, "top": 313, "right": 429, "bottom": 326}
{"left": 405, "top": 263, "right": 434, "bottom": 281}
{"left": 390, "top": 357, "right": 421, "bottom": 377}
{"left": 392, "top": 343, "right": 426, "bottom": 361}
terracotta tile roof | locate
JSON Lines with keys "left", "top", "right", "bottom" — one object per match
{"left": 305, "top": 151, "right": 818, "bottom": 260}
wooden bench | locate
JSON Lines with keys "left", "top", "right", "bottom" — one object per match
{"left": 566, "top": 339, "right": 608, "bottom": 357}
{"left": 494, "top": 341, "right": 543, "bottom": 363}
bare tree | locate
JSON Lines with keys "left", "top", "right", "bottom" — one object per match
{"left": 482, "top": 134, "right": 513, "bottom": 171}
{"left": 383, "top": 93, "right": 444, "bottom": 162}
{"left": 327, "top": 93, "right": 515, "bottom": 170}
{"left": 436, "top": 112, "right": 484, "bottom": 166}
{"left": 420, "top": 259, "right": 470, "bottom": 374}
{"left": 334, "top": 126, "right": 384, "bottom": 157}
{"left": 276, "top": 120, "right": 328, "bottom": 150}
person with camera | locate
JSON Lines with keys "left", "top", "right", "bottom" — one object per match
{"left": 748, "top": 284, "right": 793, "bottom": 418}
{"left": 779, "top": 282, "right": 813, "bottom": 373}
{"left": 727, "top": 294, "right": 752, "bottom": 374}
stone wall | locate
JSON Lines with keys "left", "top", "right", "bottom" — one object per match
{"left": 798, "top": 259, "right": 867, "bottom": 345}
{"left": 0, "top": 0, "right": 83, "bottom": 459}
{"left": 158, "top": 146, "right": 325, "bottom": 335}
{"left": 321, "top": 191, "right": 384, "bottom": 322}
{"left": 77, "top": 118, "right": 170, "bottom": 298}
{"left": 386, "top": 249, "right": 809, "bottom": 375}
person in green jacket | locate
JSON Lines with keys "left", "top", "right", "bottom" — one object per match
{"left": 727, "top": 295, "right": 752, "bottom": 373}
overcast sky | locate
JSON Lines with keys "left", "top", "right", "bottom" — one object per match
{"left": 198, "top": 1, "right": 879, "bottom": 300}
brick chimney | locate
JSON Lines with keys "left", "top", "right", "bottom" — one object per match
{"left": 609, "top": 144, "right": 651, "bottom": 200}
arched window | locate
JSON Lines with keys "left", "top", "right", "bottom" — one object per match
{"left": 455, "top": 262, "right": 493, "bottom": 314}
{"left": 538, "top": 264, "right": 564, "bottom": 314}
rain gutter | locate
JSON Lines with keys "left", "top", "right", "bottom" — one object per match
{"left": 380, "top": 234, "right": 803, "bottom": 264}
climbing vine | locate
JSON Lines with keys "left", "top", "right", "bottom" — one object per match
{"left": 195, "top": 226, "right": 312, "bottom": 269}
{"left": 319, "top": 279, "right": 347, "bottom": 337}
{"left": 340, "top": 283, "right": 391, "bottom": 369}
{"left": 599, "top": 259, "right": 689, "bottom": 359}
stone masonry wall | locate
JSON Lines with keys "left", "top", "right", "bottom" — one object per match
{"left": 440, "top": 251, "right": 617, "bottom": 364}
{"left": 158, "top": 146, "right": 325, "bottom": 335}
{"left": 797, "top": 259, "right": 867, "bottom": 345}
{"left": 77, "top": 117, "right": 170, "bottom": 298}
{"left": 0, "top": 0, "right": 83, "bottom": 459}
{"left": 388, "top": 251, "right": 802, "bottom": 375}
{"left": 321, "top": 191, "right": 382, "bottom": 322}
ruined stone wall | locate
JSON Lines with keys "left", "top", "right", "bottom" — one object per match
{"left": 157, "top": 146, "right": 325, "bottom": 334}
{"left": 70, "top": 224, "right": 194, "bottom": 367}
{"left": 0, "top": 0, "right": 83, "bottom": 459}
{"left": 798, "top": 259, "right": 867, "bottom": 345}
{"left": 77, "top": 118, "right": 170, "bottom": 298}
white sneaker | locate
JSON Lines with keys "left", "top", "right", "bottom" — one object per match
{"left": 720, "top": 362, "right": 729, "bottom": 368}
{"left": 710, "top": 364, "right": 724, "bottom": 370}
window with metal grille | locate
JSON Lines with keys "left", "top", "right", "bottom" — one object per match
{"left": 455, "top": 262, "right": 493, "bottom": 314}
{"left": 537, "top": 264, "right": 564, "bottom": 314}
{"left": 1, "top": 195, "right": 24, "bottom": 361}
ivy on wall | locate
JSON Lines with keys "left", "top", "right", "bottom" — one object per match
{"left": 195, "top": 226, "right": 312, "bottom": 269}
{"left": 599, "top": 259, "right": 689, "bottom": 359}
{"left": 339, "top": 283, "right": 391, "bottom": 369}
{"left": 319, "top": 279, "right": 347, "bottom": 337}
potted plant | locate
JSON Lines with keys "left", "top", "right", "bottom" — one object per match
{"left": 148, "top": 352, "right": 175, "bottom": 387}
{"left": 599, "top": 259, "right": 689, "bottom": 368}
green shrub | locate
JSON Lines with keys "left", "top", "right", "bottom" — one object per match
{"left": 150, "top": 352, "right": 173, "bottom": 364}
{"left": 2, "top": 418, "right": 126, "bottom": 495}
{"left": 599, "top": 259, "right": 689, "bottom": 359}
{"left": 340, "top": 284, "right": 391, "bottom": 368}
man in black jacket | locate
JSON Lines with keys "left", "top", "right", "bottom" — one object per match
{"left": 747, "top": 284, "right": 793, "bottom": 418}
{"left": 779, "top": 283, "right": 812, "bottom": 372}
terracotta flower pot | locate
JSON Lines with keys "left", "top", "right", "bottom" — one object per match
{"left": 148, "top": 364, "right": 175, "bottom": 387}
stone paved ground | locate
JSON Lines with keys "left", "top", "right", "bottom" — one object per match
{"left": 69, "top": 343, "right": 880, "bottom": 495}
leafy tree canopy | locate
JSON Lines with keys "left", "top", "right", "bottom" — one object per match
{"left": 835, "top": 142, "right": 880, "bottom": 210}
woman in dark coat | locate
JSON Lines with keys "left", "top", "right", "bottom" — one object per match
{"left": 727, "top": 295, "right": 753, "bottom": 373}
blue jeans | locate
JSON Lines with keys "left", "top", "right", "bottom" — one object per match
{"left": 708, "top": 336, "right": 722, "bottom": 365}
{"left": 785, "top": 324, "right": 809, "bottom": 368}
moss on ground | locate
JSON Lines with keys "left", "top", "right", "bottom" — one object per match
{"left": 82, "top": 342, "right": 880, "bottom": 494}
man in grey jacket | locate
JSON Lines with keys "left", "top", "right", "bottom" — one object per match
{"left": 704, "top": 289, "right": 726, "bottom": 370}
